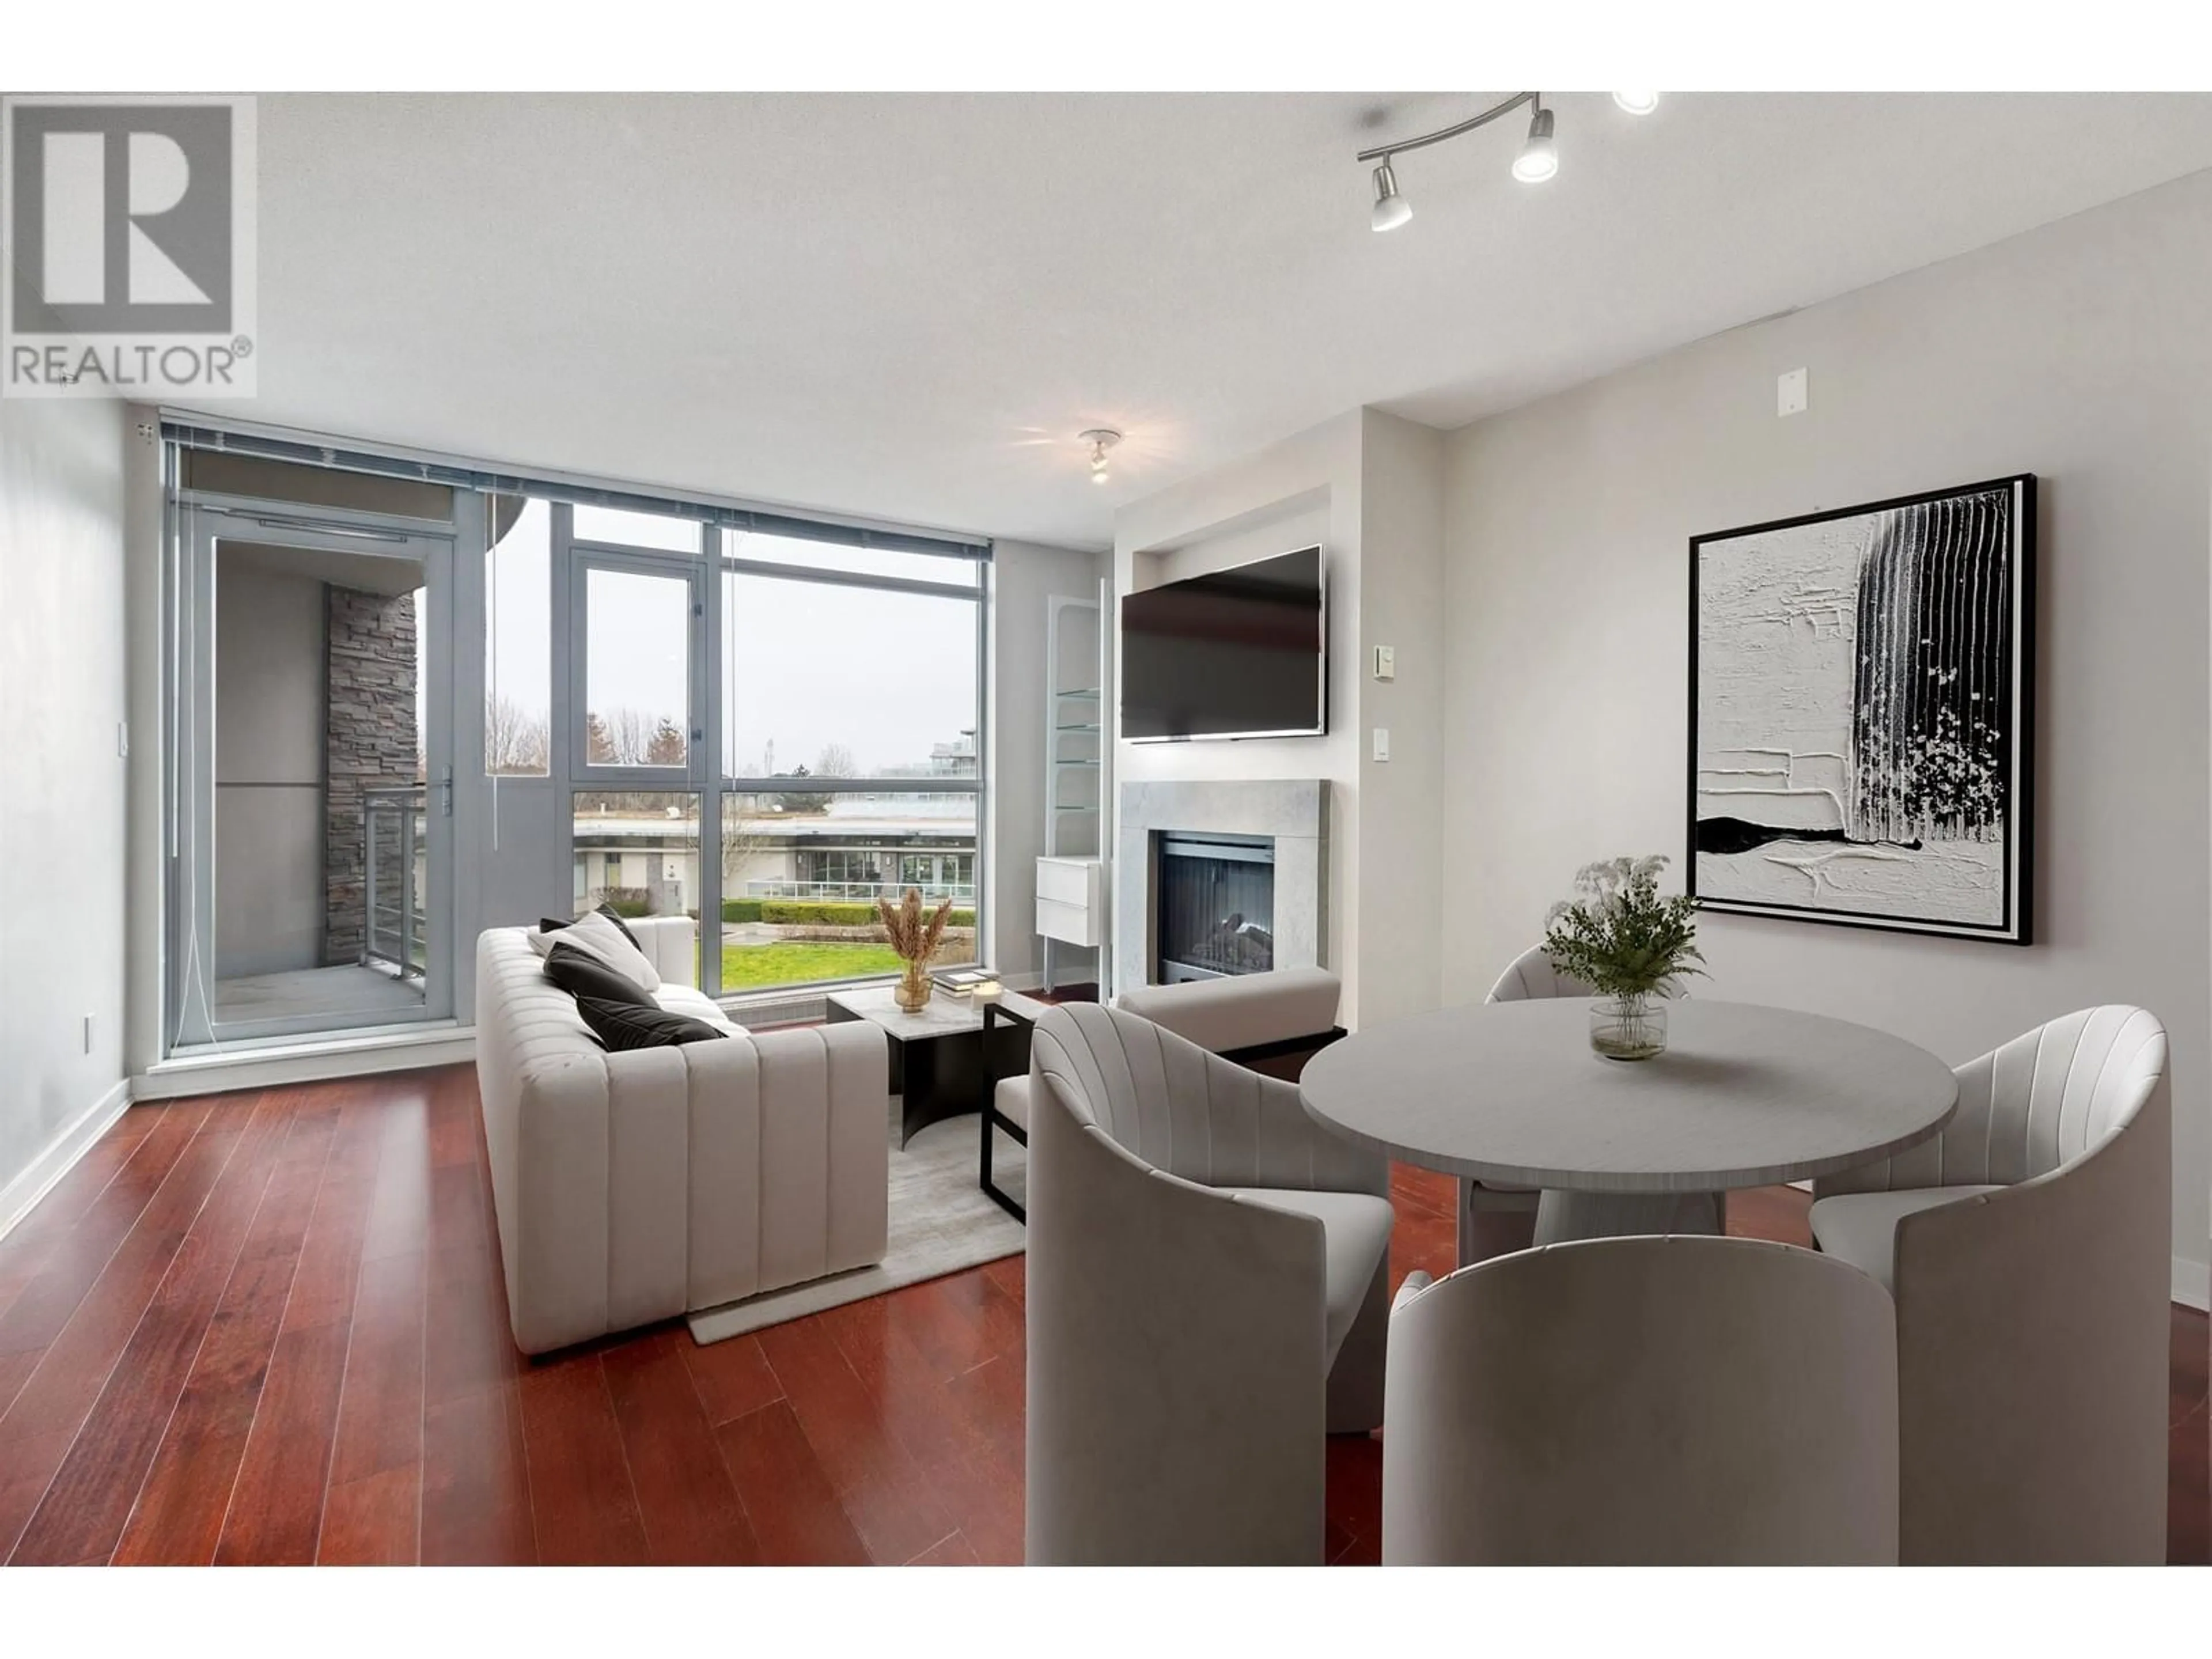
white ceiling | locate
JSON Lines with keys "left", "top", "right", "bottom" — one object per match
{"left": 244, "top": 92, "right": 2212, "bottom": 550}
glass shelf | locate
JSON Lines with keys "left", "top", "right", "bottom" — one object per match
{"left": 1054, "top": 803, "right": 1100, "bottom": 813}
{"left": 1053, "top": 687, "right": 1101, "bottom": 700}
{"left": 1055, "top": 721, "right": 1101, "bottom": 733}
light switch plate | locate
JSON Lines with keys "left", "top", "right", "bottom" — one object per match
{"left": 1373, "top": 645, "right": 1396, "bottom": 681}
{"left": 1777, "top": 367, "right": 1808, "bottom": 417}
{"left": 1372, "top": 727, "right": 1390, "bottom": 763}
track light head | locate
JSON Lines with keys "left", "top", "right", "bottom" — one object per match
{"left": 1613, "top": 90, "right": 1660, "bottom": 115}
{"left": 1512, "top": 103, "right": 1557, "bottom": 183}
{"left": 1370, "top": 161, "right": 1412, "bottom": 233}
{"left": 1081, "top": 427, "right": 1122, "bottom": 484}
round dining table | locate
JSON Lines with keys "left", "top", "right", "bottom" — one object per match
{"left": 1298, "top": 998, "right": 1959, "bottom": 1257}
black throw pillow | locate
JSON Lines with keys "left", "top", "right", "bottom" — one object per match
{"left": 543, "top": 940, "right": 655, "bottom": 1008}
{"left": 573, "top": 994, "right": 728, "bottom": 1052}
{"left": 537, "top": 904, "right": 643, "bottom": 950}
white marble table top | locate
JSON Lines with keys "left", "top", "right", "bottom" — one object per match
{"left": 1298, "top": 998, "right": 1958, "bottom": 1195}
{"left": 826, "top": 983, "right": 1048, "bottom": 1043}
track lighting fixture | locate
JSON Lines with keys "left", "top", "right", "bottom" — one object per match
{"left": 1511, "top": 103, "right": 1557, "bottom": 183}
{"left": 1356, "top": 92, "right": 1660, "bottom": 229}
{"left": 1370, "top": 161, "right": 1412, "bottom": 233}
{"left": 1081, "top": 427, "right": 1121, "bottom": 484}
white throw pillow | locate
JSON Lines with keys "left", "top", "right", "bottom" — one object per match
{"left": 524, "top": 910, "right": 660, "bottom": 992}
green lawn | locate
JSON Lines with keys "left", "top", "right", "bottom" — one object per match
{"left": 716, "top": 940, "right": 905, "bottom": 990}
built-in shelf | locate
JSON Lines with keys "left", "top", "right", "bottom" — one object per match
{"left": 1043, "top": 589, "right": 1106, "bottom": 992}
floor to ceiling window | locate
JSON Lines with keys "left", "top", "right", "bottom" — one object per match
{"left": 712, "top": 531, "right": 982, "bottom": 993}
{"left": 163, "top": 424, "right": 986, "bottom": 1058}
{"left": 544, "top": 502, "right": 987, "bottom": 1002}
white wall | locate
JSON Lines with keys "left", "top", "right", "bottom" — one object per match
{"left": 1356, "top": 410, "right": 1448, "bottom": 1026}
{"left": 0, "top": 396, "right": 131, "bottom": 1211}
{"left": 1110, "top": 408, "right": 1450, "bottom": 1028}
{"left": 988, "top": 539, "right": 1108, "bottom": 979}
{"left": 1441, "top": 171, "right": 2212, "bottom": 1292}
{"left": 1114, "top": 412, "right": 1365, "bottom": 1015}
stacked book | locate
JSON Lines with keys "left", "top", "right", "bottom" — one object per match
{"left": 933, "top": 966, "right": 1001, "bottom": 1001}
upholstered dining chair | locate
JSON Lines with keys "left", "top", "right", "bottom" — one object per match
{"left": 1465, "top": 944, "right": 1710, "bottom": 1259}
{"left": 982, "top": 968, "right": 1346, "bottom": 1219}
{"left": 1808, "top": 1005, "right": 2171, "bottom": 1563}
{"left": 1457, "top": 944, "right": 1591, "bottom": 1262}
{"left": 1382, "top": 1236, "right": 1900, "bottom": 1565}
{"left": 1024, "top": 1002, "right": 1393, "bottom": 1565}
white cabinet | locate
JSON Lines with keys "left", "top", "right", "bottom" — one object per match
{"left": 1036, "top": 856, "right": 1104, "bottom": 947}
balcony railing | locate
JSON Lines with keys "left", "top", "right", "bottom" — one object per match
{"left": 742, "top": 878, "right": 976, "bottom": 905}
{"left": 364, "top": 787, "right": 427, "bottom": 978}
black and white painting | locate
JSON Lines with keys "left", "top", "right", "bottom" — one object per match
{"left": 1688, "top": 476, "right": 2034, "bottom": 942}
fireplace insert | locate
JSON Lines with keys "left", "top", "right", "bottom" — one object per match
{"left": 1154, "top": 831, "right": 1276, "bottom": 983}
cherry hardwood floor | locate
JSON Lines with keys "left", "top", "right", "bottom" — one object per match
{"left": 0, "top": 1066, "right": 2204, "bottom": 1566}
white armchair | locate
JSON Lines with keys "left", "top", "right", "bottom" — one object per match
{"left": 1809, "top": 1005, "right": 2171, "bottom": 1563}
{"left": 1383, "top": 1236, "right": 1899, "bottom": 1564}
{"left": 1023, "top": 1002, "right": 1393, "bottom": 1565}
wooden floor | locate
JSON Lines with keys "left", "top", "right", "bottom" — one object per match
{"left": 0, "top": 1066, "right": 2205, "bottom": 1566}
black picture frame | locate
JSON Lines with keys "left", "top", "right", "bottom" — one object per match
{"left": 1686, "top": 474, "right": 2036, "bottom": 945}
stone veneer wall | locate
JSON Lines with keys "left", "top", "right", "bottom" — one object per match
{"left": 324, "top": 586, "right": 419, "bottom": 965}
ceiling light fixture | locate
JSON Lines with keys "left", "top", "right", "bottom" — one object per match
{"left": 1355, "top": 92, "right": 1551, "bottom": 229}
{"left": 1510, "top": 102, "right": 1558, "bottom": 184}
{"left": 1357, "top": 91, "right": 1658, "bottom": 228}
{"left": 1081, "top": 427, "right": 1122, "bottom": 484}
{"left": 1370, "top": 160, "right": 1412, "bottom": 233}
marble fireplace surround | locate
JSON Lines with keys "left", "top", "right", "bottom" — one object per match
{"left": 1115, "top": 779, "right": 1328, "bottom": 995}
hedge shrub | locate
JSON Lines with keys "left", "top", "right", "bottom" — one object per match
{"left": 757, "top": 899, "right": 976, "bottom": 929}
{"left": 720, "top": 899, "right": 765, "bottom": 923}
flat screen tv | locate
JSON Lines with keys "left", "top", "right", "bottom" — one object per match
{"left": 1121, "top": 546, "right": 1326, "bottom": 742}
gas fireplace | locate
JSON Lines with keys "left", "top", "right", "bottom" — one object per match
{"left": 1154, "top": 831, "right": 1276, "bottom": 983}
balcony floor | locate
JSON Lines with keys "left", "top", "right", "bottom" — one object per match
{"left": 214, "top": 963, "right": 426, "bottom": 1026}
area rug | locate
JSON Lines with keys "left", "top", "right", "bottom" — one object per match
{"left": 687, "top": 1103, "right": 1026, "bottom": 1345}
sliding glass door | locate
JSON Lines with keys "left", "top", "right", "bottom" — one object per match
{"left": 169, "top": 502, "right": 457, "bottom": 1047}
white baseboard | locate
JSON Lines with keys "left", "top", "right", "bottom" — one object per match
{"left": 2175, "top": 1256, "right": 2210, "bottom": 1312}
{"left": 0, "top": 1076, "right": 134, "bottom": 1247}
{"left": 135, "top": 1025, "right": 475, "bottom": 1100}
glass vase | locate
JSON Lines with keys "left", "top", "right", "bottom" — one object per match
{"left": 895, "top": 958, "right": 933, "bottom": 1012}
{"left": 1590, "top": 993, "right": 1666, "bottom": 1061}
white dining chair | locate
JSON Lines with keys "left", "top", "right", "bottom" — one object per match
{"left": 1808, "top": 1005, "right": 2171, "bottom": 1563}
{"left": 1466, "top": 944, "right": 1715, "bottom": 1259}
{"left": 1383, "top": 1235, "right": 1899, "bottom": 1564}
{"left": 1024, "top": 1002, "right": 1394, "bottom": 1565}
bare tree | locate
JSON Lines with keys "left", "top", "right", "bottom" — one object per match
{"left": 815, "top": 741, "right": 856, "bottom": 778}
{"left": 487, "top": 693, "right": 550, "bottom": 775}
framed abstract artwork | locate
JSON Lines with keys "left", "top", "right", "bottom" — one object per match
{"left": 1688, "top": 475, "right": 2035, "bottom": 944}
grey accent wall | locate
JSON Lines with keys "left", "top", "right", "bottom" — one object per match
{"left": 324, "top": 586, "right": 421, "bottom": 965}
{"left": 0, "top": 396, "right": 129, "bottom": 1207}
{"left": 1441, "top": 170, "right": 2212, "bottom": 1290}
{"left": 214, "top": 561, "right": 326, "bottom": 976}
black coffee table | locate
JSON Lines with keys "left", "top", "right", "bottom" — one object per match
{"left": 825, "top": 983, "right": 1043, "bottom": 1150}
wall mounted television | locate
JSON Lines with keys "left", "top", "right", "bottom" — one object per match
{"left": 1121, "top": 546, "right": 1326, "bottom": 742}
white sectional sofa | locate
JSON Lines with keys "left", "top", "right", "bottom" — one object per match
{"left": 475, "top": 918, "right": 890, "bottom": 1354}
